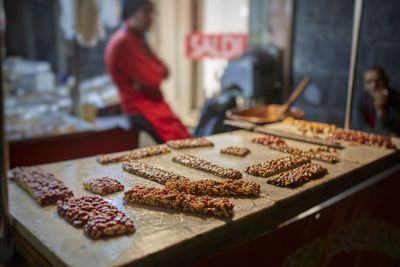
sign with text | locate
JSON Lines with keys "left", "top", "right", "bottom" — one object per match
{"left": 186, "top": 32, "right": 248, "bottom": 60}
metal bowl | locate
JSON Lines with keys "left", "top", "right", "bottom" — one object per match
{"left": 226, "top": 104, "right": 305, "bottom": 124}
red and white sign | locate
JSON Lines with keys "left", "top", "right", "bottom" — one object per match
{"left": 186, "top": 32, "right": 248, "bottom": 60}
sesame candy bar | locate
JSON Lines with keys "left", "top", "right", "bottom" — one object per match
{"left": 83, "top": 177, "right": 124, "bottom": 195}
{"left": 122, "top": 161, "right": 188, "bottom": 185}
{"left": 172, "top": 154, "right": 242, "bottom": 179}
{"left": 166, "top": 137, "right": 214, "bottom": 149}
{"left": 244, "top": 156, "right": 311, "bottom": 177}
{"left": 96, "top": 145, "right": 171, "bottom": 165}
{"left": 165, "top": 179, "right": 260, "bottom": 196}
{"left": 267, "top": 163, "right": 328, "bottom": 188}
{"left": 124, "top": 185, "right": 234, "bottom": 218}
{"left": 57, "top": 196, "right": 135, "bottom": 239}
{"left": 220, "top": 146, "right": 251, "bottom": 157}
{"left": 10, "top": 167, "right": 73, "bottom": 206}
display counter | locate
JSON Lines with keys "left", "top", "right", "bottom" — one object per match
{"left": 7, "top": 122, "right": 400, "bottom": 267}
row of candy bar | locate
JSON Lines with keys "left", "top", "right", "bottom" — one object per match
{"left": 284, "top": 118, "right": 395, "bottom": 149}
{"left": 269, "top": 143, "right": 339, "bottom": 163}
{"left": 283, "top": 118, "right": 337, "bottom": 134}
{"left": 124, "top": 161, "right": 260, "bottom": 196}
{"left": 331, "top": 129, "right": 395, "bottom": 149}
{"left": 251, "top": 136, "right": 339, "bottom": 163}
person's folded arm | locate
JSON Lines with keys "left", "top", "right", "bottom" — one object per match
{"left": 115, "top": 41, "right": 167, "bottom": 91}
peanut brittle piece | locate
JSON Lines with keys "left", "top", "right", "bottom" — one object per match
{"left": 83, "top": 177, "right": 124, "bottom": 195}
{"left": 165, "top": 179, "right": 260, "bottom": 196}
{"left": 166, "top": 137, "right": 214, "bottom": 149}
{"left": 57, "top": 196, "right": 135, "bottom": 239}
{"left": 10, "top": 167, "right": 73, "bottom": 206}
{"left": 124, "top": 185, "right": 234, "bottom": 218}
{"left": 220, "top": 146, "right": 251, "bottom": 157}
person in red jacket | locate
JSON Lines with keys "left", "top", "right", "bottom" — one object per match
{"left": 105, "top": 0, "right": 191, "bottom": 143}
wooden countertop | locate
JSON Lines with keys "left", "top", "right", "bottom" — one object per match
{"left": 8, "top": 124, "right": 400, "bottom": 267}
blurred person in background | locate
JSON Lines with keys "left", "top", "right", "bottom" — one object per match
{"left": 105, "top": 0, "right": 191, "bottom": 143}
{"left": 353, "top": 66, "right": 400, "bottom": 136}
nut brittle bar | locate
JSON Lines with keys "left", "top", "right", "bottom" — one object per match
{"left": 122, "top": 161, "right": 188, "bottom": 184}
{"left": 220, "top": 146, "right": 251, "bottom": 157}
{"left": 10, "top": 167, "right": 73, "bottom": 206}
{"left": 57, "top": 196, "right": 135, "bottom": 239}
{"left": 124, "top": 185, "right": 234, "bottom": 218}
{"left": 165, "top": 179, "right": 260, "bottom": 196}
{"left": 266, "top": 163, "right": 328, "bottom": 188}
{"left": 251, "top": 135, "right": 286, "bottom": 146}
{"left": 96, "top": 145, "right": 171, "bottom": 165}
{"left": 166, "top": 137, "right": 214, "bottom": 149}
{"left": 172, "top": 154, "right": 242, "bottom": 179}
{"left": 83, "top": 177, "right": 124, "bottom": 195}
{"left": 244, "top": 156, "right": 310, "bottom": 177}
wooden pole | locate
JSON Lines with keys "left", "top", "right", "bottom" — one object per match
{"left": 345, "top": 0, "right": 364, "bottom": 129}
{"left": 71, "top": 39, "right": 81, "bottom": 116}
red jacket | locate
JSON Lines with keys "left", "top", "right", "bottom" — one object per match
{"left": 105, "top": 24, "right": 191, "bottom": 142}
